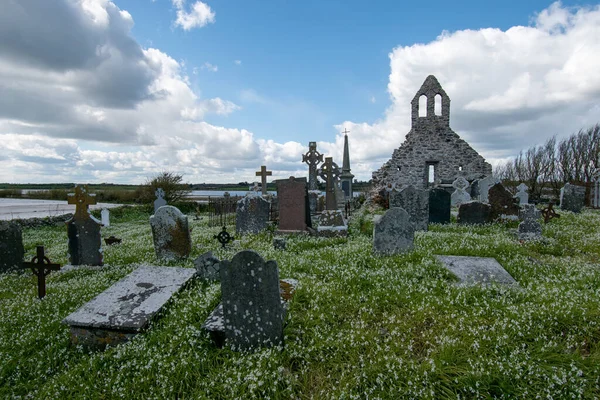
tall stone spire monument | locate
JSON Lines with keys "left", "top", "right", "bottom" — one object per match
{"left": 340, "top": 129, "right": 354, "bottom": 200}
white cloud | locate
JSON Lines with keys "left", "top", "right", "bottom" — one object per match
{"left": 172, "top": 0, "right": 215, "bottom": 31}
{"left": 201, "top": 62, "right": 218, "bottom": 72}
{"left": 369, "top": 96, "right": 376, "bottom": 104}
{"left": 234, "top": 60, "right": 242, "bottom": 65}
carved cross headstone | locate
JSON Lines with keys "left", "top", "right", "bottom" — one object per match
{"left": 154, "top": 188, "right": 167, "bottom": 212}
{"left": 255, "top": 166, "right": 272, "bottom": 196}
{"left": 68, "top": 185, "right": 97, "bottom": 218}
{"left": 66, "top": 185, "right": 103, "bottom": 266}
{"left": 515, "top": 183, "right": 529, "bottom": 205}
{"left": 214, "top": 226, "right": 234, "bottom": 248}
{"left": 302, "top": 141, "right": 324, "bottom": 191}
{"left": 451, "top": 176, "right": 471, "bottom": 207}
{"left": 317, "top": 157, "right": 341, "bottom": 210}
{"left": 22, "top": 246, "right": 61, "bottom": 299}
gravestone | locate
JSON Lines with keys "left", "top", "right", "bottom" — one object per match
{"left": 450, "top": 176, "right": 471, "bottom": 207}
{"left": 519, "top": 204, "right": 540, "bottom": 221}
{"left": 277, "top": 177, "right": 308, "bottom": 232}
{"left": 194, "top": 251, "right": 220, "bottom": 281}
{"left": 255, "top": 166, "right": 272, "bottom": 196}
{"left": 317, "top": 157, "right": 347, "bottom": 235}
{"left": 390, "top": 185, "right": 429, "bottom": 231}
{"left": 154, "top": 188, "right": 167, "bottom": 212}
{"left": 101, "top": 208, "right": 110, "bottom": 227}
{"left": 22, "top": 246, "right": 61, "bottom": 299}
{"left": 0, "top": 221, "right": 24, "bottom": 273}
{"left": 518, "top": 218, "right": 542, "bottom": 241}
{"left": 488, "top": 183, "right": 519, "bottom": 220}
{"left": 63, "top": 266, "right": 197, "bottom": 350}
{"left": 149, "top": 205, "right": 192, "bottom": 260}
{"left": 435, "top": 255, "right": 518, "bottom": 286}
{"left": 457, "top": 201, "right": 491, "bottom": 225}
{"left": 318, "top": 157, "right": 341, "bottom": 211}
{"left": 373, "top": 207, "right": 415, "bottom": 255}
{"left": 219, "top": 250, "right": 284, "bottom": 350}
{"left": 560, "top": 183, "right": 586, "bottom": 213}
{"left": 302, "top": 141, "right": 324, "bottom": 192}
{"left": 515, "top": 183, "right": 529, "bottom": 205}
{"left": 273, "top": 237, "right": 287, "bottom": 250}
{"left": 236, "top": 196, "right": 271, "bottom": 235}
{"left": 478, "top": 176, "right": 501, "bottom": 203}
{"left": 67, "top": 185, "right": 103, "bottom": 266}
{"left": 469, "top": 179, "right": 480, "bottom": 200}
{"left": 428, "top": 188, "right": 451, "bottom": 224}
{"left": 592, "top": 170, "right": 600, "bottom": 208}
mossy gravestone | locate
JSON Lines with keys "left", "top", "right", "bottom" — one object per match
{"left": 67, "top": 185, "right": 103, "bottom": 266}
{"left": 390, "top": 185, "right": 429, "bottom": 231}
{"left": 457, "top": 201, "right": 491, "bottom": 225}
{"left": 373, "top": 207, "right": 415, "bottom": 255}
{"left": 560, "top": 183, "right": 586, "bottom": 213}
{"left": 0, "top": 221, "right": 24, "bottom": 273}
{"left": 150, "top": 205, "right": 192, "bottom": 261}
{"left": 236, "top": 196, "right": 270, "bottom": 235}
{"left": 488, "top": 183, "right": 519, "bottom": 220}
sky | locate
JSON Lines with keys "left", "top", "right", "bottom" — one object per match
{"left": 1, "top": 0, "right": 600, "bottom": 184}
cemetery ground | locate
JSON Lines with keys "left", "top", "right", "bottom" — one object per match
{"left": 1, "top": 206, "right": 600, "bottom": 399}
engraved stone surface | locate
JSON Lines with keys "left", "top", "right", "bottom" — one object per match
{"left": 373, "top": 207, "right": 415, "bottom": 255}
{"left": 154, "top": 188, "right": 167, "bottom": 212}
{"left": 194, "top": 251, "right": 220, "bottom": 281}
{"left": 488, "top": 183, "right": 519, "bottom": 220}
{"left": 0, "top": 221, "right": 24, "bottom": 273}
{"left": 302, "top": 141, "right": 324, "bottom": 193}
{"left": 317, "top": 210, "right": 347, "bottom": 237}
{"left": 236, "top": 196, "right": 270, "bottom": 235}
{"left": 390, "top": 185, "right": 429, "bottom": 231}
{"left": 518, "top": 218, "right": 543, "bottom": 241}
{"left": 150, "top": 205, "right": 192, "bottom": 260}
{"left": 560, "top": 183, "right": 586, "bottom": 213}
{"left": 435, "top": 255, "right": 517, "bottom": 286}
{"left": 428, "top": 188, "right": 451, "bottom": 224}
{"left": 457, "top": 201, "right": 491, "bottom": 225}
{"left": 451, "top": 176, "right": 471, "bottom": 207}
{"left": 277, "top": 177, "right": 307, "bottom": 232}
{"left": 519, "top": 204, "right": 540, "bottom": 221}
{"left": 515, "top": 183, "right": 529, "bottom": 205}
{"left": 66, "top": 185, "right": 103, "bottom": 266}
{"left": 477, "top": 176, "right": 501, "bottom": 203}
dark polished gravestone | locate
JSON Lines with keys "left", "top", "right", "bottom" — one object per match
{"left": 150, "top": 205, "right": 192, "bottom": 261}
{"left": 488, "top": 183, "right": 519, "bottom": 220}
{"left": 276, "top": 176, "right": 309, "bottom": 233}
{"left": 236, "top": 196, "right": 271, "bottom": 235}
{"left": 560, "top": 183, "right": 586, "bottom": 213}
{"left": 63, "top": 266, "right": 197, "bottom": 350}
{"left": 428, "top": 188, "right": 451, "bottom": 224}
{"left": 457, "top": 201, "right": 491, "bottom": 225}
{"left": 66, "top": 185, "right": 103, "bottom": 266}
{"left": 0, "top": 221, "right": 24, "bottom": 273}
{"left": 435, "top": 255, "right": 518, "bottom": 286}
{"left": 390, "top": 185, "right": 429, "bottom": 231}
{"left": 373, "top": 207, "right": 415, "bottom": 256}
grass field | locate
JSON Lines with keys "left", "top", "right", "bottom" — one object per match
{"left": 1, "top": 205, "right": 599, "bottom": 399}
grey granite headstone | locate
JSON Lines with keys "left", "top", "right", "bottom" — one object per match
{"left": 517, "top": 218, "right": 542, "bottom": 241}
{"left": 390, "top": 185, "right": 429, "bottom": 231}
{"left": 451, "top": 177, "right": 471, "bottom": 207}
{"left": 373, "top": 207, "right": 415, "bottom": 256}
{"left": 63, "top": 266, "right": 197, "bottom": 350}
{"left": 0, "top": 221, "right": 24, "bottom": 273}
{"left": 317, "top": 210, "right": 347, "bottom": 237}
{"left": 150, "top": 205, "right": 192, "bottom": 260}
{"left": 488, "top": 183, "right": 519, "bottom": 220}
{"left": 236, "top": 196, "right": 271, "bottom": 235}
{"left": 435, "top": 255, "right": 517, "bottom": 286}
{"left": 519, "top": 204, "right": 540, "bottom": 221}
{"left": 154, "top": 188, "right": 167, "bottom": 212}
{"left": 515, "top": 183, "right": 529, "bottom": 205}
{"left": 478, "top": 176, "right": 501, "bottom": 203}
{"left": 194, "top": 251, "right": 220, "bottom": 281}
{"left": 220, "top": 250, "right": 284, "bottom": 350}
{"left": 457, "top": 201, "right": 491, "bottom": 225}
{"left": 560, "top": 183, "right": 585, "bottom": 213}
{"left": 429, "top": 188, "right": 451, "bottom": 224}
{"left": 470, "top": 179, "right": 480, "bottom": 200}
{"left": 101, "top": 208, "right": 110, "bottom": 227}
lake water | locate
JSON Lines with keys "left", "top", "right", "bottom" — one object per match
{"left": 0, "top": 198, "right": 122, "bottom": 221}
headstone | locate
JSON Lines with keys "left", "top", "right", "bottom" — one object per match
{"left": 335, "top": 183, "right": 346, "bottom": 210}
{"left": 560, "top": 183, "right": 586, "bottom": 213}
{"left": 373, "top": 207, "right": 415, "bottom": 255}
{"left": 63, "top": 266, "right": 197, "bottom": 350}
{"left": 154, "top": 188, "right": 167, "bottom": 212}
{"left": 469, "top": 179, "right": 480, "bottom": 200}
{"left": 213, "top": 226, "right": 235, "bottom": 248}
{"left": 593, "top": 170, "right": 600, "bottom": 208}
{"left": 235, "top": 196, "right": 271, "bottom": 235}
{"left": 428, "top": 188, "right": 451, "bottom": 224}
{"left": 194, "top": 251, "right": 220, "bottom": 281}
{"left": 0, "top": 221, "right": 24, "bottom": 274}
{"left": 318, "top": 157, "right": 341, "bottom": 210}
{"left": 22, "top": 246, "right": 61, "bottom": 299}
{"left": 435, "top": 255, "right": 518, "bottom": 286}
{"left": 488, "top": 183, "right": 519, "bottom": 220}
{"left": 219, "top": 250, "right": 284, "bottom": 350}
{"left": 149, "top": 205, "right": 192, "bottom": 260}
{"left": 390, "top": 185, "right": 429, "bottom": 231}
{"left": 67, "top": 185, "right": 103, "bottom": 266}
{"left": 255, "top": 166, "right": 272, "bottom": 196}
{"left": 515, "top": 183, "right": 529, "bottom": 205}
{"left": 273, "top": 237, "right": 287, "bottom": 250}
{"left": 302, "top": 141, "right": 324, "bottom": 192}
{"left": 450, "top": 176, "right": 471, "bottom": 207}
{"left": 277, "top": 177, "right": 308, "bottom": 232}
{"left": 477, "top": 176, "right": 501, "bottom": 203}
{"left": 457, "top": 201, "right": 491, "bottom": 225}
{"left": 519, "top": 204, "right": 540, "bottom": 221}
{"left": 517, "top": 218, "right": 543, "bottom": 241}
{"left": 317, "top": 210, "right": 347, "bottom": 237}
{"left": 101, "top": 208, "right": 110, "bottom": 227}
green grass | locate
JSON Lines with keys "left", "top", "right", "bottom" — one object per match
{"left": 1, "top": 206, "right": 600, "bottom": 399}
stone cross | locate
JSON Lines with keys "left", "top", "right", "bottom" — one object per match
{"left": 318, "top": 157, "right": 341, "bottom": 210}
{"left": 541, "top": 203, "right": 560, "bottom": 224}
{"left": 255, "top": 165, "right": 272, "bottom": 196}
{"left": 214, "top": 226, "right": 234, "bottom": 248}
{"left": 154, "top": 188, "right": 167, "bottom": 212}
{"left": 22, "top": 246, "right": 61, "bottom": 299}
{"left": 302, "top": 141, "right": 324, "bottom": 191}
{"left": 515, "top": 183, "right": 529, "bottom": 205}
{"left": 451, "top": 176, "right": 471, "bottom": 207}
{"left": 67, "top": 185, "right": 97, "bottom": 218}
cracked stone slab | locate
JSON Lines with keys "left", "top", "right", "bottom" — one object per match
{"left": 435, "top": 255, "right": 518, "bottom": 286}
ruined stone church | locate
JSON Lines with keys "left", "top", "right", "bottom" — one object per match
{"left": 372, "top": 75, "right": 492, "bottom": 191}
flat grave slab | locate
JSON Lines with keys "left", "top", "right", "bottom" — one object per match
{"left": 435, "top": 255, "right": 518, "bottom": 286}
{"left": 63, "top": 265, "right": 197, "bottom": 350}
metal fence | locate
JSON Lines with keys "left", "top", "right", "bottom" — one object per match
{"left": 207, "top": 194, "right": 241, "bottom": 227}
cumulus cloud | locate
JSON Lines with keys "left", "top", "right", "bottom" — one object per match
{"left": 172, "top": 0, "right": 215, "bottom": 31}
{"left": 201, "top": 62, "right": 218, "bottom": 72}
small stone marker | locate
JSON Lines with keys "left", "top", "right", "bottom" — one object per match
{"left": 219, "top": 250, "right": 284, "bottom": 350}
{"left": 317, "top": 210, "right": 347, "bottom": 237}
{"left": 560, "top": 183, "right": 586, "bottom": 213}
{"left": 477, "top": 176, "right": 501, "bottom": 203}
{"left": 101, "top": 208, "right": 110, "bottom": 227}
{"left": 451, "top": 176, "right": 471, "bottom": 207}
{"left": 541, "top": 203, "right": 560, "bottom": 224}
{"left": 373, "top": 207, "right": 415, "bottom": 255}
{"left": 428, "top": 188, "right": 451, "bottom": 224}
{"left": 277, "top": 176, "right": 308, "bottom": 232}
{"left": 436, "top": 255, "right": 517, "bottom": 286}
{"left": 63, "top": 266, "right": 197, "bottom": 350}
{"left": 457, "top": 201, "right": 491, "bottom": 225}
{"left": 0, "top": 221, "right": 24, "bottom": 274}
{"left": 194, "top": 251, "right": 220, "bottom": 280}
{"left": 214, "top": 226, "right": 234, "bottom": 248}
{"left": 154, "top": 188, "right": 167, "bottom": 212}
{"left": 255, "top": 165, "right": 272, "bottom": 196}
{"left": 390, "top": 185, "right": 429, "bottom": 231}
{"left": 67, "top": 185, "right": 103, "bottom": 266}
{"left": 22, "top": 246, "right": 61, "bottom": 299}
{"left": 273, "top": 237, "right": 287, "bottom": 250}
{"left": 104, "top": 236, "right": 122, "bottom": 245}
{"left": 149, "top": 205, "right": 192, "bottom": 260}
{"left": 488, "top": 183, "right": 519, "bottom": 220}
{"left": 515, "top": 183, "right": 529, "bottom": 205}
{"left": 236, "top": 196, "right": 271, "bottom": 235}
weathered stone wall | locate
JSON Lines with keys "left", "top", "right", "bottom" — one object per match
{"left": 373, "top": 75, "right": 492, "bottom": 190}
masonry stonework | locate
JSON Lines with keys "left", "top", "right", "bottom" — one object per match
{"left": 372, "top": 75, "right": 492, "bottom": 191}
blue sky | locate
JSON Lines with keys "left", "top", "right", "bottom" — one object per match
{"left": 1, "top": 0, "right": 599, "bottom": 184}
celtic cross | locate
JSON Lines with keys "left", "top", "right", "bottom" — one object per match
{"left": 22, "top": 246, "right": 61, "bottom": 299}
{"left": 318, "top": 157, "right": 341, "bottom": 210}
{"left": 302, "top": 142, "right": 324, "bottom": 191}
{"left": 67, "top": 185, "right": 97, "bottom": 219}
